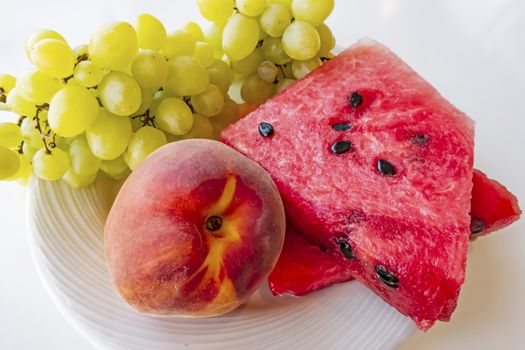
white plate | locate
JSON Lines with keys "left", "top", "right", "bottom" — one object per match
{"left": 27, "top": 177, "right": 415, "bottom": 350}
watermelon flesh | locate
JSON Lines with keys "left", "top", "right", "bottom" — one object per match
{"left": 222, "top": 39, "right": 475, "bottom": 329}
{"left": 269, "top": 169, "right": 521, "bottom": 297}
{"left": 470, "top": 169, "right": 521, "bottom": 238}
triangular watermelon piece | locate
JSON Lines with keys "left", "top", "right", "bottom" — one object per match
{"left": 470, "top": 169, "right": 521, "bottom": 238}
{"left": 222, "top": 39, "right": 475, "bottom": 329}
{"left": 269, "top": 169, "right": 521, "bottom": 297}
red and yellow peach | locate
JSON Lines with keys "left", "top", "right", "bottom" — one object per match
{"left": 104, "top": 139, "right": 286, "bottom": 316}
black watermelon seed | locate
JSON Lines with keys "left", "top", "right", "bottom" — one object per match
{"left": 338, "top": 239, "right": 354, "bottom": 260}
{"left": 470, "top": 218, "right": 485, "bottom": 235}
{"left": 412, "top": 134, "right": 429, "bottom": 145}
{"left": 205, "top": 216, "right": 222, "bottom": 231}
{"left": 332, "top": 123, "right": 351, "bottom": 132}
{"left": 349, "top": 92, "right": 363, "bottom": 109}
{"left": 319, "top": 245, "right": 328, "bottom": 253}
{"left": 331, "top": 141, "right": 352, "bottom": 154}
{"left": 377, "top": 159, "right": 395, "bottom": 175}
{"left": 375, "top": 265, "right": 399, "bottom": 288}
{"left": 258, "top": 122, "right": 274, "bottom": 137}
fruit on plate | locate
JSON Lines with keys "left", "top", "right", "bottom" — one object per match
{"left": 268, "top": 170, "right": 522, "bottom": 296}
{"left": 470, "top": 169, "right": 521, "bottom": 238}
{"left": 222, "top": 39, "right": 476, "bottom": 329}
{"left": 0, "top": 0, "right": 338, "bottom": 188}
{"left": 104, "top": 139, "right": 286, "bottom": 316}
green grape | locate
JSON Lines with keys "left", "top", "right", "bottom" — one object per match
{"left": 162, "top": 30, "right": 196, "bottom": 59}
{"left": 73, "top": 44, "right": 89, "bottom": 60}
{"left": 267, "top": 0, "right": 292, "bottom": 8}
{"left": 191, "top": 84, "right": 224, "bottom": 117}
{"left": 260, "top": 4, "right": 292, "bottom": 37}
{"left": 31, "top": 39, "right": 75, "bottom": 78}
{"left": 25, "top": 29, "right": 66, "bottom": 63}
{"left": 89, "top": 22, "right": 138, "bottom": 71}
{"left": 258, "top": 26, "right": 268, "bottom": 41}
{"left": 196, "top": 0, "right": 234, "bottom": 22}
{"left": 291, "top": 0, "right": 334, "bottom": 26}
{"left": 228, "top": 77, "right": 245, "bottom": 103}
{"left": 183, "top": 114, "right": 214, "bottom": 139}
{"left": 100, "top": 156, "right": 128, "bottom": 175}
{"left": 107, "top": 168, "right": 131, "bottom": 181}
{"left": 5, "top": 154, "right": 32, "bottom": 184}
{"left": 0, "top": 122, "right": 23, "bottom": 148}
{"left": 184, "top": 22, "right": 204, "bottom": 42}
{"left": 62, "top": 169, "right": 97, "bottom": 188}
{"left": 150, "top": 90, "right": 169, "bottom": 117}
{"left": 20, "top": 117, "right": 44, "bottom": 149}
{"left": 124, "top": 126, "right": 167, "bottom": 170}
{"left": 22, "top": 143, "right": 38, "bottom": 162}
{"left": 73, "top": 61, "right": 104, "bottom": 88}
{"left": 6, "top": 88, "right": 37, "bottom": 116}
{"left": 223, "top": 14, "right": 260, "bottom": 60}
{"left": 204, "top": 22, "right": 225, "bottom": 51}
{"left": 316, "top": 23, "right": 335, "bottom": 57}
{"left": 236, "top": 0, "right": 266, "bottom": 16}
{"left": 164, "top": 132, "right": 183, "bottom": 143}
{"left": 0, "top": 74, "right": 16, "bottom": 95}
{"left": 261, "top": 37, "right": 292, "bottom": 64}
{"left": 48, "top": 85, "right": 99, "bottom": 137}
{"left": 99, "top": 72, "right": 142, "bottom": 116}
{"left": 68, "top": 136, "right": 101, "bottom": 176}
{"left": 0, "top": 146, "right": 20, "bottom": 180}
{"left": 257, "top": 60, "right": 279, "bottom": 83}
{"left": 282, "top": 21, "right": 321, "bottom": 60}
{"left": 135, "top": 14, "right": 167, "bottom": 50}
{"left": 155, "top": 98, "right": 194, "bottom": 135}
{"left": 32, "top": 148, "right": 69, "bottom": 181}
{"left": 193, "top": 42, "right": 215, "bottom": 68}
{"left": 164, "top": 56, "right": 209, "bottom": 96}
{"left": 133, "top": 88, "right": 155, "bottom": 116}
{"left": 207, "top": 59, "right": 234, "bottom": 94}
{"left": 231, "top": 48, "right": 264, "bottom": 75}
{"left": 130, "top": 50, "right": 169, "bottom": 90}
{"left": 292, "top": 56, "right": 321, "bottom": 79}
{"left": 17, "top": 70, "right": 64, "bottom": 105}
{"left": 276, "top": 78, "right": 295, "bottom": 93}
{"left": 211, "top": 97, "right": 240, "bottom": 129}
{"left": 86, "top": 109, "right": 133, "bottom": 160}
{"left": 241, "top": 74, "right": 276, "bottom": 103}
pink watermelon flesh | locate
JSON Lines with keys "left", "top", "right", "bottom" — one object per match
{"left": 269, "top": 169, "right": 521, "bottom": 297}
{"left": 470, "top": 169, "right": 521, "bottom": 238}
{"left": 222, "top": 39, "right": 475, "bottom": 330}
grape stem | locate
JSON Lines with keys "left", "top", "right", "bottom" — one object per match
{"left": 182, "top": 96, "right": 195, "bottom": 113}
{"left": 63, "top": 75, "right": 74, "bottom": 83}
{"left": 33, "top": 103, "right": 54, "bottom": 154}
{"left": 132, "top": 109, "right": 156, "bottom": 128}
{"left": 275, "top": 64, "right": 287, "bottom": 82}
{"left": 0, "top": 87, "right": 5, "bottom": 103}
{"left": 76, "top": 53, "right": 89, "bottom": 65}
{"left": 17, "top": 141, "right": 24, "bottom": 155}
{"left": 17, "top": 115, "right": 26, "bottom": 127}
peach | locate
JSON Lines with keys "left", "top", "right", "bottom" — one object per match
{"left": 104, "top": 139, "right": 286, "bottom": 317}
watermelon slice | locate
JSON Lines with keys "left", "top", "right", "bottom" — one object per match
{"left": 470, "top": 169, "right": 521, "bottom": 238}
{"left": 222, "top": 39, "right": 475, "bottom": 329}
{"left": 269, "top": 169, "right": 521, "bottom": 297}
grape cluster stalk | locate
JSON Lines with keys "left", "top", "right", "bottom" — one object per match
{"left": 0, "top": 0, "right": 335, "bottom": 188}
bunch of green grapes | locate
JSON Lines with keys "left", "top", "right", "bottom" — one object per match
{"left": 0, "top": 0, "right": 335, "bottom": 189}
{"left": 197, "top": 0, "right": 335, "bottom": 104}
{"left": 0, "top": 14, "right": 239, "bottom": 188}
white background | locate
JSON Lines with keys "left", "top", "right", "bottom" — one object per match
{"left": 1, "top": 1, "right": 524, "bottom": 349}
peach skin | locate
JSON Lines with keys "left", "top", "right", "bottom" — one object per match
{"left": 104, "top": 139, "right": 286, "bottom": 317}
